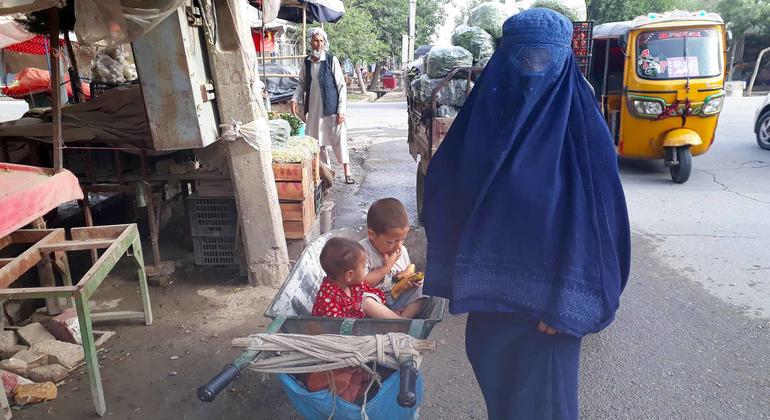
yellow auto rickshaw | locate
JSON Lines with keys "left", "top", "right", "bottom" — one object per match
{"left": 590, "top": 11, "right": 728, "bottom": 183}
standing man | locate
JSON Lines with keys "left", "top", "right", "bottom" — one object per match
{"left": 291, "top": 28, "right": 354, "bottom": 184}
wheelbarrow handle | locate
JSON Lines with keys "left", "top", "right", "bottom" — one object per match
{"left": 197, "top": 364, "right": 241, "bottom": 402}
{"left": 197, "top": 350, "right": 259, "bottom": 402}
{"left": 397, "top": 359, "right": 418, "bottom": 408}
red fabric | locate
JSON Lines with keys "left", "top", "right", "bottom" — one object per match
{"left": 382, "top": 76, "right": 397, "bottom": 89}
{"left": 312, "top": 278, "right": 386, "bottom": 318}
{"left": 304, "top": 367, "right": 372, "bottom": 403}
{"left": 5, "top": 35, "right": 65, "bottom": 56}
{"left": 251, "top": 29, "right": 275, "bottom": 53}
{"left": 0, "top": 163, "right": 83, "bottom": 239}
{"left": 1, "top": 67, "right": 90, "bottom": 99}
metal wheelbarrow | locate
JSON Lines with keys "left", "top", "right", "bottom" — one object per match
{"left": 197, "top": 226, "right": 447, "bottom": 418}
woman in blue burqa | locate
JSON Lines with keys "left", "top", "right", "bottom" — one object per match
{"left": 423, "top": 8, "right": 631, "bottom": 420}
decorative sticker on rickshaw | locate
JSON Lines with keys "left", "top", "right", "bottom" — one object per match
{"left": 638, "top": 49, "right": 667, "bottom": 77}
{"left": 667, "top": 57, "right": 700, "bottom": 78}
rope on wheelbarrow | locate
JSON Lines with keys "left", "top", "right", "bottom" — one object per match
{"left": 231, "top": 332, "right": 436, "bottom": 375}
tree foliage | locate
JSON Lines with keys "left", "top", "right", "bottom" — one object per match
{"left": 321, "top": 6, "right": 387, "bottom": 65}
{"left": 716, "top": 0, "right": 770, "bottom": 36}
{"left": 586, "top": 0, "right": 770, "bottom": 36}
{"left": 322, "top": 0, "right": 449, "bottom": 63}
{"left": 587, "top": 0, "right": 688, "bottom": 23}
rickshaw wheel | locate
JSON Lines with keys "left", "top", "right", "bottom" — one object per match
{"left": 669, "top": 147, "right": 692, "bottom": 184}
{"left": 757, "top": 111, "right": 770, "bottom": 150}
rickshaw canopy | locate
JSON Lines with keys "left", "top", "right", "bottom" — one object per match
{"left": 593, "top": 10, "right": 724, "bottom": 40}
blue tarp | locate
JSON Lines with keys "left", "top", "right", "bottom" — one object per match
{"left": 278, "top": 371, "right": 422, "bottom": 420}
{"left": 276, "top": 0, "right": 345, "bottom": 23}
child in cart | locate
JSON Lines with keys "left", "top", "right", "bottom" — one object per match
{"left": 360, "top": 198, "right": 427, "bottom": 319}
{"left": 312, "top": 237, "right": 404, "bottom": 319}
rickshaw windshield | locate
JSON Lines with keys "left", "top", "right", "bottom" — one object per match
{"left": 636, "top": 29, "right": 721, "bottom": 80}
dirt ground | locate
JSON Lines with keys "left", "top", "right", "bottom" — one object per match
{"left": 12, "top": 133, "right": 375, "bottom": 420}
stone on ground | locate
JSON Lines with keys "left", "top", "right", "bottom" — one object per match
{"left": 31, "top": 340, "right": 84, "bottom": 370}
{"left": 17, "top": 323, "right": 55, "bottom": 347}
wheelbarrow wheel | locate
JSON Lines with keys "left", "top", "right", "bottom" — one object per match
{"left": 669, "top": 146, "right": 692, "bottom": 184}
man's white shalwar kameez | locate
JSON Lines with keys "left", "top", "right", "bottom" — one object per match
{"left": 293, "top": 51, "right": 349, "bottom": 165}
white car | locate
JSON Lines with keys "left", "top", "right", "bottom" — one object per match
{"left": 755, "top": 93, "right": 770, "bottom": 150}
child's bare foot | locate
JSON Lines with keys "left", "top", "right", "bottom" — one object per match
{"left": 398, "top": 298, "right": 429, "bottom": 319}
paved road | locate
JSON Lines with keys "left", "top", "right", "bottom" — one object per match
{"left": 335, "top": 98, "right": 770, "bottom": 419}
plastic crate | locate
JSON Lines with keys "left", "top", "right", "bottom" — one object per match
{"left": 187, "top": 196, "right": 238, "bottom": 237}
{"left": 193, "top": 236, "right": 239, "bottom": 266}
{"left": 572, "top": 21, "right": 593, "bottom": 78}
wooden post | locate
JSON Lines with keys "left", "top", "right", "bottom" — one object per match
{"left": 139, "top": 152, "right": 162, "bottom": 268}
{"left": 302, "top": 5, "right": 307, "bottom": 53}
{"left": 64, "top": 32, "right": 84, "bottom": 103}
{"left": 48, "top": 8, "right": 63, "bottom": 173}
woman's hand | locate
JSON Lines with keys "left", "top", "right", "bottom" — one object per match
{"left": 336, "top": 114, "right": 346, "bottom": 125}
{"left": 537, "top": 321, "right": 560, "bottom": 335}
{"left": 290, "top": 101, "right": 299, "bottom": 116}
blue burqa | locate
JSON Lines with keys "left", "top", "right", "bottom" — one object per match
{"left": 423, "top": 9, "right": 631, "bottom": 419}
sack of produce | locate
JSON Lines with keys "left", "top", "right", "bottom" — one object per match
{"left": 436, "top": 105, "right": 460, "bottom": 118}
{"left": 425, "top": 46, "right": 473, "bottom": 79}
{"left": 410, "top": 77, "right": 423, "bottom": 99}
{"left": 272, "top": 135, "right": 319, "bottom": 163}
{"left": 468, "top": 2, "right": 516, "bottom": 40}
{"left": 530, "top": 0, "right": 587, "bottom": 21}
{"left": 418, "top": 75, "right": 471, "bottom": 108}
{"left": 451, "top": 25, "right": 496, "bottom": 63}
{"left": 268, "top": 118, "right": 291, "bottom": 145}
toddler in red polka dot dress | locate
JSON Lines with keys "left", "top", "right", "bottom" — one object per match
{"left": 312, "top": 237, "right": 403, "bottom": 319}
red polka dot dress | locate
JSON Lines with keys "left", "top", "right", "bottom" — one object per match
{"left": 312, "top": 278, "right": 386, "bottom": 318}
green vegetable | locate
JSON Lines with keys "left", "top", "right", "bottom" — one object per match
{"left": 279, "top": 113, "right": 303, "bottom": 136}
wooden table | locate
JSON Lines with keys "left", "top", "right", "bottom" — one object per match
{"left": 0, "top": 224, "right": 152, "bottom": 417}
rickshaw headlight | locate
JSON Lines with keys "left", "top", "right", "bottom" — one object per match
{"left": 632, "top": 100, "right": 663, "bottom": 116}
{"left": 701, "top": 96, "right": 724, "bottom": 115}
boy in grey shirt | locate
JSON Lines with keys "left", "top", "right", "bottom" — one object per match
{"left": 360, "top": 198, "right": 426, "bottom": 318}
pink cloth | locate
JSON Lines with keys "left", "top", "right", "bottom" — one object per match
{"left": 0, "top": 163, "right": 83, "bottom": 238}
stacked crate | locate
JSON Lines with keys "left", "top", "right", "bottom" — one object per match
{"left": 187, "top": 195, "right": 240, "bottom": 265}
{"left": 273, "top": 156, "right": 317, "bottom": 239}
{"left": 572, "top": 21, "right": 594, "bottom": 78}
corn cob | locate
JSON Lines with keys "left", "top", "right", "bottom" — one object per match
{"left": 391, "top": 272, "right": 425, "bottom": 299}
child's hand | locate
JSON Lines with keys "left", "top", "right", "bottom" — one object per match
{"left": 382, "top": 249, "right": 401, "bottom": 269}
{"left": 403, "top": 277, "right": 422, "bottom": 290}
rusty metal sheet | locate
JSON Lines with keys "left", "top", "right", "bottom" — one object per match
{"left": 133, "top": 8, "right": 219, "bottom": 151}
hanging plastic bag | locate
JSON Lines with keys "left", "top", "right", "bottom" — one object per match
{"left": 452, "top": 25, "right": 496, "bottom": 63}
{"left": 531, "top": 0, "right": 587, "bottom": 21}
{"left": 75, "top": 0, "right": 185, "bottom": 47}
